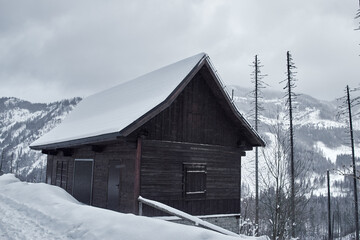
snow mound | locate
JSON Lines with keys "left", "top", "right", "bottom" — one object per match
{"left": 0, "top": 174, "right": 267, "bottom": 240}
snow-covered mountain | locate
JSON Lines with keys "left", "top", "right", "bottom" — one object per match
{"left": 228, "top": 86, "right": 360, "bottom": 197}
{"left": 0, "top": 97, "right": 81, "bottom": 181}
{"left": 231, "top": 85, "right": 359, "bottom": 158}
{"left": 229, "top": 86, "right": 360, "bottom": 238}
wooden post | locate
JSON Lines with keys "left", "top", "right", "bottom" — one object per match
{"left": 239, "top": 157, "right": 242, "bottom": 220}
{"left": 327, "top": 170, "right": 333, "bottom": 240}
{"left": 134, "top": 136, "right": 143, "bottom": 214}
{"left": 138, "top": 201, "right": 143, "bottom": 216}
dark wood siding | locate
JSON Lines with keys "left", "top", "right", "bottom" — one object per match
{"left": 46, "top": 155, "right": 53, "bottom": 184}
{"left": 140, "top": 139, "right": 243, "bottom": 216}
{"left": 49, "top": 140, "right": 136, "bottom": 213}
{"left": 133, "top": 72, "right": 245, "bottom": 147}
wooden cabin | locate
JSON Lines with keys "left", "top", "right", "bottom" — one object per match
{"left": 30, "top": 53, "right": 265, "bottom": 217}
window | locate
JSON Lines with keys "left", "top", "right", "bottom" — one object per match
{"left": 55, "top": 161, "right": 68, "bottom": 189}
{"left": 183, "top": 163, "right": 207, "bottom": 199}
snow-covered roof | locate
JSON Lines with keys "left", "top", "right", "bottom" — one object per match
{"left": 31, "top": 53, "right": 264, "bottom": 150}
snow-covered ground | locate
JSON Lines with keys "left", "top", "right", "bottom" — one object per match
{"left": 0, "top": 174, "right": 268, "bottom": 240}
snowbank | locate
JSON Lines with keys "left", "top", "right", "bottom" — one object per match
{"left": 0, "top": 174, "right": 268, "bottom": 240}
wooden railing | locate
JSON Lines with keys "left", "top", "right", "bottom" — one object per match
{"left": 138, "top": 196, "right": 240, "bottom": 237}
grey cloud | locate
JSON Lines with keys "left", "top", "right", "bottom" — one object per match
{"left": 0, "top": 0, "right": 359, "bottom": 102}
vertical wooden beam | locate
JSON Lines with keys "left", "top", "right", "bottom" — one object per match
{"left": 239, "top": 156, "right": 242, "bottom": 220}
{"left": 46, "top": 155, "right": 54, "bottom": 184}
{"left": 139, "top": 201, "right": 143, "bottom": 216}
{"left": 134, "top": 136, "right": 143, "bottom": 214}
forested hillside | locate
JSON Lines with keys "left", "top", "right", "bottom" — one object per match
{"left": 231, "top": 86, "right": 360, "bottom": 239}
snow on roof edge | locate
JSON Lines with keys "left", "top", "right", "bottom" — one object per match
{"left": 30, "top": 53, "right": 207, "bottom": 149}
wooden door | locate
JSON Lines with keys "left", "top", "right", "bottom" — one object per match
{"left": 73, "top": 159, "right": 94, "bottom": 205}
{"left": 107, "top": 161, "right": 124, "bottom": 211}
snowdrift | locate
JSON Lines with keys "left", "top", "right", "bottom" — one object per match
{"left": 0, "top": 174, "right": 268, "bottom": 240}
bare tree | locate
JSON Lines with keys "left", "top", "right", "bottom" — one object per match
{"left": 280, "top": 51, "right": 297, "bottom": 238}
{"left": 259, "top": 112, "right": 313, "bottom": 239}
{"left": 336, "top": 85, "right": 360, "bottom": 240}
{"left": 249, "top": 54, "right": 267, "bottom": 233}
{"left": 260, "top": 114, "right": 291, "bottom": 240}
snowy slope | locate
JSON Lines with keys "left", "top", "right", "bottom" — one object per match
{"left": 0, "top": 174, "right": 268, "bottom": 240}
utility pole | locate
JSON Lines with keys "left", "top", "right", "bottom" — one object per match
{"left": 327, "top": 170, "right": 333, "bottom": 240}
{"left": 346, "top": 85, "right": 359, "bottom": 240}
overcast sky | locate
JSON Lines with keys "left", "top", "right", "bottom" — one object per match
{"left": 0, "top": 0, "right": 359, "bottom": 103}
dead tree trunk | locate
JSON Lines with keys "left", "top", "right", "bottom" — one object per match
{"left": 249, "top": 55, "right": 266, "bottom": 234}
{"left": 346, "top": 85, "right": 359, "bottom": 240}
{"left": 327, "top": 170, "right": 333, "bottom": 240}
{"left": 254, "top": 55, "right": 259, "bottom": 232}
{"left": 286, "top": 51, "right": 296, "bottom": 238}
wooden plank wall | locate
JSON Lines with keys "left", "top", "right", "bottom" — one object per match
{"left": 141, "top": 140, "right": 242, "bottom": 216}
{"left": 49, "top": 140, "right": 137, "bottom": 213}
{"left": 136, "top": 72, "right": 243, "bottom": 147}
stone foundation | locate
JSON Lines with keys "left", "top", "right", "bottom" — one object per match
{"left": 156, "top": 214, "right": 240, "bottom": 234}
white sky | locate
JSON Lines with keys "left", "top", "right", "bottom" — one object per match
{"left": 0, "top": 0, "right": 359, "bottom": 103}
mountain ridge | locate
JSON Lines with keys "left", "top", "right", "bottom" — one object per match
{"left": 0, "top": 96, "right": 81, "bottom": 181}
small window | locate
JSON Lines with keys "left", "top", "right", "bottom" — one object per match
{"left": 55, "top": 161, "right": 68, "bottom": 189}
{"left": 183, "top": 163, "right": 207, "bottom": 199}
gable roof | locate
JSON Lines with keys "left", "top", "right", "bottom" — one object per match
{"left": 30, "top": 53, "right": 265, "bottom": 150}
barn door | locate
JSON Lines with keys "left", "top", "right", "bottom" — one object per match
{"left": 73, "top": 159, "right": 94, "bottom": 205}
{"left": 107, "top": 161, "right": 123, "bottom": 211}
